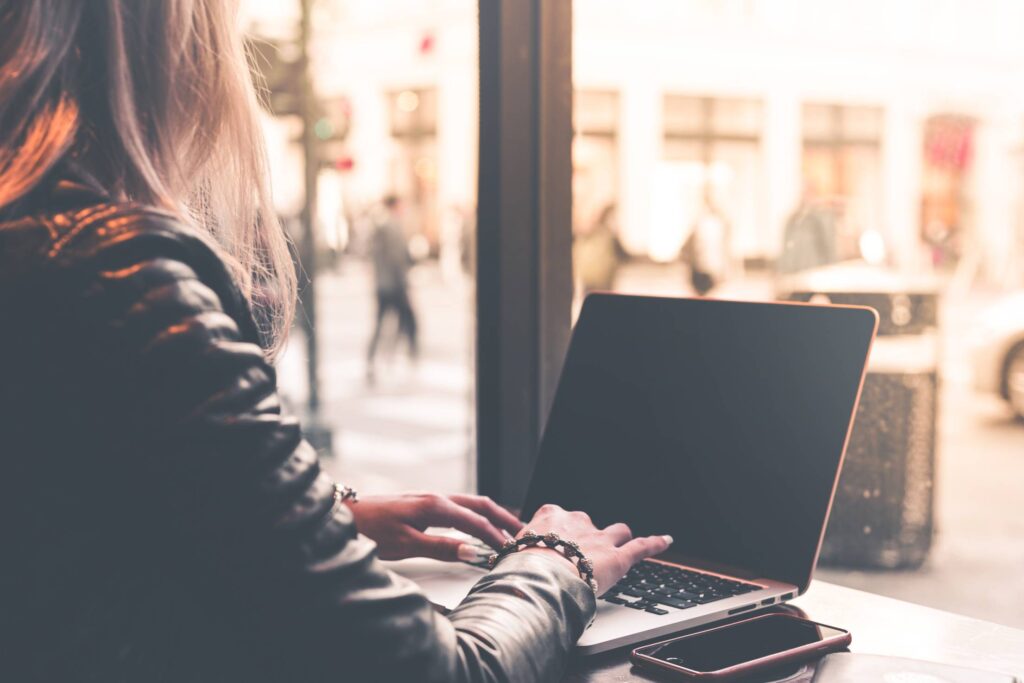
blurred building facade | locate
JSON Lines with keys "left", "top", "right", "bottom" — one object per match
{"left": 576, "top": 0, "right": 1024, "bottom": 285}
{"left": 247, "top": 0, "right": 1024, "bottom": 284}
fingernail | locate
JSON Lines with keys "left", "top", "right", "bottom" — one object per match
{"left": 662, "top": 535, "right": 674, "bottom": 545}
{"left": 457, "top": 544, "right": 481, "bottom": 562}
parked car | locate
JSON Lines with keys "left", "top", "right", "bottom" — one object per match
{"left": 971, "top": 292, "right": 1024, "bottom": 419}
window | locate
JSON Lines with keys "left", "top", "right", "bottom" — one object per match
{"left": 802, "top": 103, "right": 884, "bottom": 261}
{"left": 389, "top": 88, "right": 440, "bottom": 247}
{"left": 574, "top": 0, "right": 1024, "bottom": 629}
{"left": 920, "top": 114, "right": 974, "bottom": 269}
{"left": 573, "top": 90, "right": 620, "bottom": 245}
{"left": 245, "top": 0, "right": 1024, "bottom": 630}
{"left": 244, "top": 0, "right": 479, "bottom": 496}
{"left": 661, "top": 96, "right": 763, "bottom": 266}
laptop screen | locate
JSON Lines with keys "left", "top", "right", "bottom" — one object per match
{"left": 522, "top": 294, "right": 876, "bottom": 591}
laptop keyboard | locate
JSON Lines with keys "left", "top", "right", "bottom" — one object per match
{"left": 601, "top": 561, "right": 762, "bottom": 615}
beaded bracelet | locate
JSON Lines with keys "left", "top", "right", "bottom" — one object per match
{"left": 488, "top": 529, "right": 599, "bottom": 595}
{"left": 332, "top": 484, "right": 358, "bottom": 506}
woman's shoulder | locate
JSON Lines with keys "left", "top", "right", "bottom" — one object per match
{"left": 1, "top": 177, "right": 260, "bottom": 344}
{"left": 1, "top": 188, "right": 217, "bottom": 271}
{"left": 33, "top": 201, "right": 235, "bottom": 298}
{"left": 46, "top": 200, "right": 216, "bottom": 267}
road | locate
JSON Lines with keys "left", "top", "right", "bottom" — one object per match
{"left": 277, "top": 258, "right": 1024, "bottom": 629}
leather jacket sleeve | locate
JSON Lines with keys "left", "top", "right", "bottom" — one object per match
{"left": 55, "top": 207, "right": 596, "bottom": 682}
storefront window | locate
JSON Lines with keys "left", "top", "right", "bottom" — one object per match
{"left": 662, "top": 95, "right": 763, "bottom": 270}
{"left": 920, "top": 114, "right": 974, "bottom": 270}
{"left": 573, "top": 90, "right": 621, "bottom": 301}
{"left": 244, "top": 0, "right": 478, "bottom": 496}
{"left": 389, "top": 88, "right": 440, "bottom": 248}
{"left": 801, "top": 103, "right": 884, "bottom": 263}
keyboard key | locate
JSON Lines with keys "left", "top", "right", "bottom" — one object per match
{"left": 603, "top": 595, "right": 627, "bottom": 605}
{"left": 673, "top": 590, "right": 700, "bottom": 601}
{"left": 653, "top": 597, "right": 697, "bottom": 609}
{"left": 645, "top": 607, "right": 669, "bottom": 615}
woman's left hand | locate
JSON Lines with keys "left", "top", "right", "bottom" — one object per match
{"left": 347, "top": 493, "right": 524, "bottom": 562}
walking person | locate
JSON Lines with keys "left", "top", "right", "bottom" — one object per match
{"left": 778, "top": 186, "right": 839, "bottom": 275}
{"left": 682, "top": 196, "right": 731, "bottom": 296}
{"left": 574, "top": 202, "right": 624, "bottom": 296}
{"left": 366, "top": 194, "right": 419, "bottom": 383}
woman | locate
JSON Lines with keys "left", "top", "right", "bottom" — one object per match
{"left": 0, "top": 2, "right": 670, "bottom": 681}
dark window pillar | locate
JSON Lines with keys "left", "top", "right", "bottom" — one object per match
{"left": 477, "top": 0, "right": 573, "bottom": 507}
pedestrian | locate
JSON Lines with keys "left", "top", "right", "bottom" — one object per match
{"left": 682, "top": 196, "right": 730, "bottom": 296}
{"left": 574, "top": 202, "right": 624, "bottom": 295}
{"left": 366, "top": 194, "right": 419, "bottom": 383}
{"left": 778, "top": 187, "right": 839, "bottom": 275}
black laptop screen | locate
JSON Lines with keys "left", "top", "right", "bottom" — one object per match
{"left": 522, "top": 294, "right": 876, "bottom": 591}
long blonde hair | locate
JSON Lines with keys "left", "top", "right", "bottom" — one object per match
{"left": 0, "top": 0, "right": 296, "bottom": 356}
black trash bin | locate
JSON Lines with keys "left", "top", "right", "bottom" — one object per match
{"left": 779, "top": 264, "right": 940, "bottom": 569}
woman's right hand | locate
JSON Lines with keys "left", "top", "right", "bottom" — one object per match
{"left": 519, "top": 504, "right": 672, "bottom": 596}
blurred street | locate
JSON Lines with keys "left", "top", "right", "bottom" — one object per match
{"left": 278, "top": 259, "right": 1024, "bottom": 629}
{"left": 277, "top": 259, "right": 476, "bottom": 496}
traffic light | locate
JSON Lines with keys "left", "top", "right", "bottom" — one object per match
{"left": 313, "top": 96, "right": 352, "bottom": 167}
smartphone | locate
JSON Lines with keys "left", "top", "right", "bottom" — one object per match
{"left": 630, "top": 613, "right": 851, "bottom": 680}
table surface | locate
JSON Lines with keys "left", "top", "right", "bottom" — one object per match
{"left": 566, "top": 581, "right": 1024, "bottom": 681}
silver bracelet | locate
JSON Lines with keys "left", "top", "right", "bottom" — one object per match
{"left": 488, "top": 530, "right": 598, "bottom": 595}
{"left": 332, "top": 484, "right": 358, "bottom": 507}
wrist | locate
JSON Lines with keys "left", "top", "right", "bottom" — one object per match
{"left": 520, "top": 545, "right": 575, "bottom": 565}
{"left": 488, "top": 530, "right": 599, "bottom": 595}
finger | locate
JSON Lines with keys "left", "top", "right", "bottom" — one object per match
{"left": 620, "top": 535, "right": 673, "bottom": 566}
{"left": 407, "top": 531, "right": 488, "bottom": 563}
{"left": 603, "top": 522, "right": 633, "bottom": 546}
{"left": 430, "top": 501, "right": 508, "bottom": 549}
{"left": 450, "top": 495, "right": 524, "bottom": 536}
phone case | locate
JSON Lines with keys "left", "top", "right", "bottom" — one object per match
{"left": 631, "top": 614, "right": 852, "bottom": 680}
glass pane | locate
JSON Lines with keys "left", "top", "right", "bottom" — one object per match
{"left": 574, "top": 0, "right": 1024, "bottom": 629}
{"left": 390, "top": 88, "right": 438, "bottom": 138}
{"left": 663, "top": 95, "right": 706, "bottom": 136}
{"left": 712, "top": 98, "right": 763, "bottom": 137}
{"left": 244, "top": 0, "right": 478, "bottom": 495}
{"left": 802, "top": 103, "right": 836, "bottom": 141}
{"left": 841, "top": 105, "right": 883, "bottom": 141}
{"left": 576, "top": 90, "right": 619, "bottom": 135}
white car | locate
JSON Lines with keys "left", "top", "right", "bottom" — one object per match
{"left": 971, "top": 292, "right": 1024, "bottom": 418}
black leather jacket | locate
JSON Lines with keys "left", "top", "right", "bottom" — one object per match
{"left": 0, "top": 172, "right": 595, "bottom": 682}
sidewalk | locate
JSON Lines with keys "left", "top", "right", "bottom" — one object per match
{"left": 277, "top": 259, "right": 476, "bottom": 495}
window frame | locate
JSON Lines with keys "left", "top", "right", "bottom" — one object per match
{"left": 476, "top": 0, "right": 574, "bottom": 507}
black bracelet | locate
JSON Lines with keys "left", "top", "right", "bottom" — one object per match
{"left": 488, "top": 529, "right": 598, "bottom": 595}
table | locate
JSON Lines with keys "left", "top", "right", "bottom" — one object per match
{"left": 567, "top": 581, "right": 1024, "bottom": 681}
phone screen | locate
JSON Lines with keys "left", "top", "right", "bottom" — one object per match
{"left": 642, "top": 615, "right": 846, "bottom": 673}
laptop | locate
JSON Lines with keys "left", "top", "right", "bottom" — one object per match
{"left": 386, "top": 294, "right": 877, "bottom": 654}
